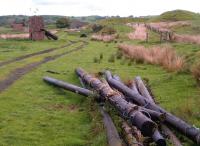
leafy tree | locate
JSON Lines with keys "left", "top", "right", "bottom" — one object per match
{"left": 56, "top": 17, "right": 70, "bottom": 28}
{"left": 100, "top": 27, "right": 116, "bottom": 35}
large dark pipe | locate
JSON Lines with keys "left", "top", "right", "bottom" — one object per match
{"left": 99, "top": 106, "right": 123, "bottom": 146}
{"left": 122, "top": 122, "right": 143, "bottom": 146}
{"left": 140, "top": 107, "right": 166, "bottom": 122}
{"left": 78, "top": 77, "right": 123, "bottom": 146}
{"left": 107, "top": 74, "right": 182, "bottom": 146}
{"left": 113, "top": 76, "right": 164, "bottom": 121}
{"left": 161, "top": 125, "right": 183, "bottom": 146}
{"left": 44, "top": 76, "right": 122, "bottom": 146}
{"left": 134, "top": 76, "right": 154, "bottom": 103}
{"left": 152, "top": 130, "right": 166, "bottom": 146}
{"left": 43, "top": 76, "right": 92, "bottom": 96}
{"left": 133, "top": 76, "right": 182, "bottom": 146}
{"left": 129, "top": 81, "right": 139, "bottom": 94}
{"left": 105, "top": 71, "right": 200, "bottom": 144}
{"left": 76, "top": 68, "right": 157, "bottom": 137}
{"left": 112, "top": 75, "right": 166, "bottom": 145}
{"left": 41, "top": 29, "right": 58, "bottom": 40}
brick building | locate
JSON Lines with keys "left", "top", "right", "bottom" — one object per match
{"left": 29, "top": 16, "right": 45, "bottom": 41}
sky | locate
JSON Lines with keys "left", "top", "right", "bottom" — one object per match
{"left": 0, "top": 0, "right": 200, "bottom": 17}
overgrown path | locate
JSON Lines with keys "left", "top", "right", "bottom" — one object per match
{"left": 0, "top": 40, "right": 77, "bottom": 67}
{"left": 128, "top": 24, "right": 147, "bottom": 41}
{"left": 0, "top": 41, "right": 88, "bottom": 93}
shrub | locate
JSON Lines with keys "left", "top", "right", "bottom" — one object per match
{"left": 191, "top": 63, "right": 200, "bottom": 85}
{"left": 56, "top": 17, "right": 70, "bottom": 28}
{"left": 100, "top": 27, "right": 116, "bottom": 35}
{"left": 91, "top": 24, "right": 103, "bottom": 33}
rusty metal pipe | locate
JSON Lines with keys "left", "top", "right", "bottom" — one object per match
{"left": 76, "top": 68, "right": 157, "bottom": 136}
{"left": 43, "top": 76, "right": 92, "bottom": 96}
{"left": 105, "top": 70, "right": 200, "bottom": 144}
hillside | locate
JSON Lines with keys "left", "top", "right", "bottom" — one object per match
{"left": 151, "top": 10, "right": 200, "bottom": 22}
{"left": 0, "top": 15, "right": 105, "bottom": 26}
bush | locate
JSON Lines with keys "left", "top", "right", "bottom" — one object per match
{"left": 100, "top": 27, "right": 116, "bottom": 35}
{"left": 191, "top": 63, "right": 200, "bottom": 85}
{"left": 56, "top": 18, "right": 70, "bottom": 28}
{"left": 91, "top": 24, "right": 103, "bottom": 33}
{"left": 93, "top": 57, "right": 100, "bottom": 63}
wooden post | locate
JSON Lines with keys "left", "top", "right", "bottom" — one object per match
{"left": 160, "top": 33, "right": 162, "bottom": 43}
{"left": 146, "top": 32, "right": 149, "bottom": 43}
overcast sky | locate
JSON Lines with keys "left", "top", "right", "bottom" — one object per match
{"left": 0, "top": 0, "right": 200, "bottom": 17}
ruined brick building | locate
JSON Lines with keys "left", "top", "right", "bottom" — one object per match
{"left": 29, "top": 16, "right": 45, "bottom": 41}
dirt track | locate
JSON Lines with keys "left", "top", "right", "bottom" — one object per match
{"left": 0, "top": 41, "right": 77, "bottom": 67}
{"left": 0, "top": 33, "right": 29, "bottom": 39}
{"left": 128, "top": 24, "right": 147, "bottom": 41}
{"left": 0, "top": 41, "right": 88, "bottom": 93}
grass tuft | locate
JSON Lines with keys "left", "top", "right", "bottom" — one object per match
{"left": 108, "top": 54, "right": 115, "bottom": 63}
{"left": 100, "top": 53, "right": 103, "bottom": 60}
{"left": 93, "top": 57, "right": 100, "bottom": 63}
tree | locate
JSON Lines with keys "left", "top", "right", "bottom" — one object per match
{"left": 91, "top": 24, "right": 103, "bottom": 33}
{"left": 56, "top": 17, "right": 70, "bottom": 28}
{"left": 100, "top": 27, "right": 116, "bottom": 35}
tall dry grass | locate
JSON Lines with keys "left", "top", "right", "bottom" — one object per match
{"left": 149, "top": 21, "right": 190, "bottom": 29}
{"left": 173, "top": 34, "right": 200, "bottom": 45}
{"left": 118, "top": 44, "right": 185, "bottom": 72}
{"left": 91, "top": 34, "right": 117, "bottom": 42}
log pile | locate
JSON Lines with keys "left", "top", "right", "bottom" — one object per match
{"left": 43, "top": 68, "right": 200, "bottom": 146}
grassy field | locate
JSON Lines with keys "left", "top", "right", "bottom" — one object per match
{"left": 0, "top": 20, "right": 200, "bottom": 146}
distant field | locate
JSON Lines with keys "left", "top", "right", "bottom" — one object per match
{"left": 0, "top": 12, "right": 200, "bottom": 146}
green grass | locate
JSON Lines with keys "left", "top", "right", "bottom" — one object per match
{"left": 150, "top": 10, "right": 200, "bottom": 22}
{"left": 98, "top": 17, "right": 149, "bottom": 25}
{"left": 0, "top": 23, "right": 199, "bottom": 146}
{"left": 0, "top": 26, "right": 26, "bottom": 34}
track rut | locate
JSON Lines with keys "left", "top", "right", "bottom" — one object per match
{"left": 0, "top": 40, "right": 77, "bottom": 67}
{"left": 0, "top": 41, "right": 88, "bottom": 93}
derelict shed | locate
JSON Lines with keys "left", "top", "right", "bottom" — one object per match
{"left": 11, "top": 22, "right": 25, "bottom": 31}
{"left": 29, "top": 16, "right": 45, "bottom": 41}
